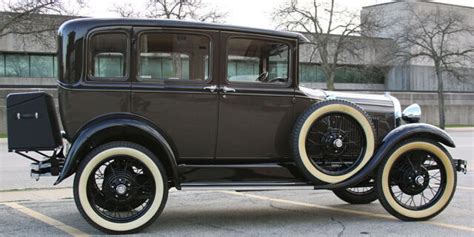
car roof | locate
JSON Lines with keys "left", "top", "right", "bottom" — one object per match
{"left": 59, "top": 18, "right": 310, "bottom": 43}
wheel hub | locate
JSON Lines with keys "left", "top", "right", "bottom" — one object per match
{"left": 415, "top": 175, "right": 425, "bottom": 186}
{"left": 333, "top": 138, "right": 343, "bottom": 148}
{"left": 103, "top": 169, "right": 137, "bottom": 201}
{"left": 398, "top": 166, "right": 430, "bottom": 195}
{"left": 321, "top": 129, "right": 347, "bottom": 155}
{"left": 115, "top": 184, "right": 127, "bottom": 195}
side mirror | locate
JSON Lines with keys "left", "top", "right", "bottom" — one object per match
{"left": 402, "top": 104, "right": 422, "bottom": 123}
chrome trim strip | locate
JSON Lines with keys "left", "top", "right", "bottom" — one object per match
{"left": 385, "top": 92, "right": 402, "bottom": 120}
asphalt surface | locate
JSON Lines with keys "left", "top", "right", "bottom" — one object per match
{"left": 0, "top": 129, "right": 473, "bottom": 236}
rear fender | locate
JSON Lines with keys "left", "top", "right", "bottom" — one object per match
{"left": 322, "top": 123, "right": 455, "bottom": 189}
{"left": 54, "top": 113, "right": 180, "bottom": 188}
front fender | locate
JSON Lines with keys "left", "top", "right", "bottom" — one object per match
{"left": 322, "top": 123, "right": 455, "bottom": 189}
{"left": 54, "top": 114, "right": 180, "bottom": 188}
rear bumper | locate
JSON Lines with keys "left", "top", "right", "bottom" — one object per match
{"left": 454, "top": 159, "right": 468, "bottom": 174}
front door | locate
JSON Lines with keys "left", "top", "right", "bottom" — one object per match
{"left": 131, "top": 28, "right": 219, "bottom": 160}
{"left": 215, "top": 33, "right": 297, "bottom": 160}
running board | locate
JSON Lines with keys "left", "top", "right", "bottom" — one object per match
{"left": 180, "top": 182, "right": 315, "bottom": 191}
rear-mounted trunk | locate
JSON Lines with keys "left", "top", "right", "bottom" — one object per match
{"left": 6, "top": 92, "right": 64, "bottom": 180}
{"left": 7, "top": 92, "right": 62, "bottom": 152}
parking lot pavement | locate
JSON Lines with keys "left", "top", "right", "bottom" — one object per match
{"left": 0, "top": 129, "right": 473, "bottom": 236}
{"left": 0, "top": 185, "right": 473, "bottom": 236}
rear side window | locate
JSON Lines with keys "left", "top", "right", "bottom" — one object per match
{"left": 138, "top": 33, "right": 210, "bottom": 81}
{"left": 88, "top": 32, "right": 128, "bottom": 79}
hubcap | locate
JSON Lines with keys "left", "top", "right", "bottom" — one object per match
{"left": 333, "top": 138, "right": 343, "bottom": 148}
{"left": 415, "top": 175, "right": 425, "bottom": 186}
{"left": 115, "top": 184, "right": 127, "bottom": 195}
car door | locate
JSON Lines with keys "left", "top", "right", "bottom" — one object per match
{"left": 215, "top": 32, "right": 298, "bottom": 160}
{"left": 131, "top": 28, "right": 219, "bottom": 161}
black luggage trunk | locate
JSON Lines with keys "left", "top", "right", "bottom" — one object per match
{"left": 7, "top": 92, "right": 62, "bottom": 151}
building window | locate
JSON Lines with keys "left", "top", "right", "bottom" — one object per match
{"left": 5, "top": 54, "right": 29, "bottom": 77}
{"left": 0, "top": 53, "right": 4, "bottom": 77}
{"left": 30, "top": 55, "right": 55, "bottom": 78}
{"left": 138, "top": 33, "right": 209, "bottom": 81}
{"left": 89, "top": 32, "right": 128, "bottom": 79}
{"left": 0, "top": 53, "right": 56, "bottom": 78}
{"left": 299, "top": 63, "right": 387, "bottom": 84}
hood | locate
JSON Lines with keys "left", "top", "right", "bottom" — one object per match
{"left": 299, "top": 86, "right": 394, "bottom": 107}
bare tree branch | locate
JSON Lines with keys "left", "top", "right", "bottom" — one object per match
{"left": 393, "top": 3, "right": 474, "bottom": 129}
{"left": 273, "top": 0, "right": 384, "bottom": 90}
{"left": 112, "top": 0, "right": 227, "bottom": 23}
{"left": 0, "top": 0, "right": 83, "bottom": 49}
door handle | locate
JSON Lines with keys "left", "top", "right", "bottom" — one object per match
{"left": 204, "top": 85, "right": 217, "bottom": 93}
{"left": 223, "top": 86, "right": 236, "bottom": 93}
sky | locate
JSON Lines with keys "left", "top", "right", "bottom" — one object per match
{"left": 79, "top": 0, "right": 474, "bottom": 30}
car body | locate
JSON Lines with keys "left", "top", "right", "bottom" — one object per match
{"left": 5, "top": 18, "right": 467, "bottom": 233}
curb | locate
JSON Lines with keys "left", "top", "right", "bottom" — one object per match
{"left": 446, "top": 127, "right": 474, "bottom": 131}
{"left": 0, "top": 187, "right": 73, "bottom": 203}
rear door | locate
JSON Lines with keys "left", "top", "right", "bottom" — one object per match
{"left": 131, "top": 28, "right": 220, "bottom": 161}
{"left": 215, "top": 32, "right": 297, "bottom": 161}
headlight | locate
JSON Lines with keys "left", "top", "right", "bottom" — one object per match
{"left": 402, "top": 104, "right": 422, "bottom": 123}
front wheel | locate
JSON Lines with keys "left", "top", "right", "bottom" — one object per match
{"left": 73, "top": 141, "right": 168, "bottom": 234}
{"left": 333, "top": 181, "right": 378, "bottom": 204}
{"left": 376, "top": 138, "right": 457, "bottom": 221}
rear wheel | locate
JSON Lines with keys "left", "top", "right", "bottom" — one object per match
{"left": 376, "top": 138, "right": 456, "bottom": 221}
{"left": 333, "top": 181, "right": 377, "bottom": 204}
{"left": 73, "top": 141, "right": 168, "bottom": 234}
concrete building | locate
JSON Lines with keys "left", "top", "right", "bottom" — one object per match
{"left": 0, "top": 4, "right": 473, "bottom": 133}
{"left": 0, "top": 12, "right": 73, "bottom": 87}
{"left": 362, "top": 1, "right": 474, "bottom": 92}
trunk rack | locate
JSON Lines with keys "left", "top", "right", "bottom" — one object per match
{"left": 14, "top": 148, "right": 65, "bottom": 181}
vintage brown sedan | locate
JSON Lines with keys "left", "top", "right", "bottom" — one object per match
{"left": 6, "top": 18, "right": 467, "bottom": 233}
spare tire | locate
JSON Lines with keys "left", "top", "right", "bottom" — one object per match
{"left": 291, "top": 99, "right": 375, "bottom": 184}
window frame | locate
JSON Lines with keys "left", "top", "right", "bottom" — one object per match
{"left": 136, "top": 29, "right": 213, "bottom": 85}
{"left": 224, "top": 34, "right": 293, "bottom": 88}
{"left": 85, "top": 29, "right": 130, "bottom": 82}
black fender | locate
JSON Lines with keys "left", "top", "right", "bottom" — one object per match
{"left": 322, "top": 123, "right": 455, "bottom": 189}
{"left": 54, "top": 113, "right": 180, "bottom": 188}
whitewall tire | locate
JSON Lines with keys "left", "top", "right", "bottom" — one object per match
{"left": 376, "top": 138, "right": 456, "bottom": 221}
{"left": 292, "top": 99, "right": 376, "bottom": 184}
{"left": 73, "top": 141, "right": 168, "bottom": 234}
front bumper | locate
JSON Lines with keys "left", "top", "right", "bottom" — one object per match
{"left": 454, "top": 159, "right": 468, "bottom": 174}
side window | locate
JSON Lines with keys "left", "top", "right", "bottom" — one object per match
{"left": 89, "top": 32, "right": 127, "bottom": 79}
{"left": 227, "top": 38, "right": 289, "bottom": 84}
{"left": 138, "top": 33, "right": 210, "bottom": 81}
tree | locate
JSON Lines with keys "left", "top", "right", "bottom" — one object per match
{"left": 112, "top": 0, "right": 226, "bottom": 23}
{"left": 394, "top": 4, "right": 474, "bottom": 129}
{"left": 273, "top": 0, "right": 382, "bottom": 90}
{"left": 0, "top": 0, "right": 83, "bottom": 49}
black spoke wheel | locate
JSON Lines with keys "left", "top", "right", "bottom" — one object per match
{"left": 74, "top": 141, "right": 168, "bottom": 234}
{"left": 333, "top": 180, "right": 378, "bottom": 204}
{"left": 376, "top": 138, "right": 456, "bottom": 221}
{"left": 306, "top": 112, "right": 367, "bottom": 176}
{"left": 88, "top": 156, "right": 155, "bottom": 221}
{"left": 292, "top": 99, "right": 375, "bottom": 184}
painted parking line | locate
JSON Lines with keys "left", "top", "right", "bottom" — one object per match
{"left": 222, "top": 191, "right": 474, "bottom": 233}
{"left": 458, "top": 186, "right": 474, "bottom": 191}
{"left": 3, "top": 202, "right": 89, "bottom": 237}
